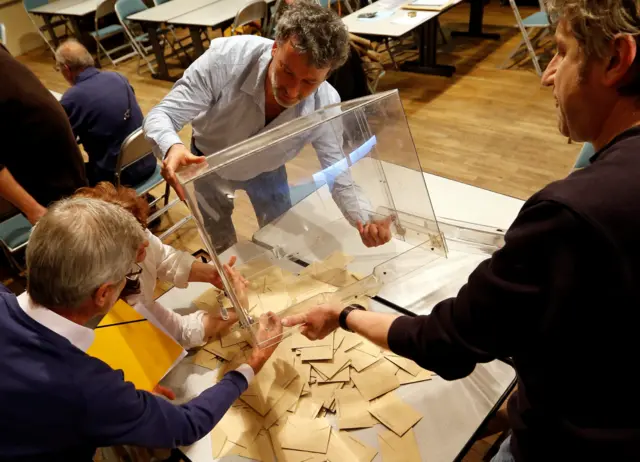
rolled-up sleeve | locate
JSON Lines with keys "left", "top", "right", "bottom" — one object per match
{"left": 143, "top": 50, "right": 222, "bottom": 159}
{"left": 387, "top": 200, "right": 586, "bottom": 380}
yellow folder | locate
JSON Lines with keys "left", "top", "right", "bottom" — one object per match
{"left": 87, "top": 299, "right": 186, "bottom": 391}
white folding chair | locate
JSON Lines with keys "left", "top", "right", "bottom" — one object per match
{"left": 502, "top": 0, "right": 550, "bottom": 75}
{"left": 23, "top": 0, "right": 73, "bottom": 55}
{"left": 117, "top": 129, "right": 191, "bottom": 241}
{"left": 232, "top": 0, "right": 268, "bottom": 35}
{"left": 92, "top": 0, "right": 138, "bottom": 67}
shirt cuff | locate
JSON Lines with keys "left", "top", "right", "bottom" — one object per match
{"left": 157, "top": 133, "right": 185, "bottom": 159}
{"left": 235, "top": 363, "right": 255, "bottom": 385}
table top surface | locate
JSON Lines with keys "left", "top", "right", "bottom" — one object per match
{"left": 343, "top": 0, "right": 463, "bottom": 37}
{"left": 128, "top": 0, "right": 218, "bottom": 23}
{"left": 169, "top": 0, "right": 275, "bottom": 27}
{"left": 29, "top": 0, "right": 92, "bottom": 15}
{"left": 156, "top": 237, "right": 516, "bottom": 462}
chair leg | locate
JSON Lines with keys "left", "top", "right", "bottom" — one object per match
{"left": 100, "top": 41, "right": 118, "bottom": 67}
{"left": 164, "top": 183, "right": 170, "bottom": 207}
{"left": 385, "top": 38, "right": 398, "bottom": 70}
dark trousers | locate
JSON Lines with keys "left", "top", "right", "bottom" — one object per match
{"left": 190, "top": 140, "right": 292, "bottom": 253}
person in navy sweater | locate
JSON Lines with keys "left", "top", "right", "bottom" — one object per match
{"left": 56, "top": 39, "right": 156, "bottom": 187}
{"left": 0, "top": 197, "right": 280, "bottom": 461}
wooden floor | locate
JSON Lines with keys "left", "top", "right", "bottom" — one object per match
{"left": 7, "top": 3, "right": 569, "bottom": 460}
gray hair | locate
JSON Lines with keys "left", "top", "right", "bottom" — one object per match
{"left": 26, "top": 197, "right": 145, "bottom": 311}
{"left": 275, "top": 1, "right": 349, "bottom": 71}
{"left": 55, "top": 38, "right": 95, "bottom": 71}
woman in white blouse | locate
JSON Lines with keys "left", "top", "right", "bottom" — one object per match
{"left": 76, "top": 183, "right": 243, "bottom": 348}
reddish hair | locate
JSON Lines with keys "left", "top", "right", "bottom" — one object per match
{"left": 75, "top": 182, "right": 149, "bottom": 228}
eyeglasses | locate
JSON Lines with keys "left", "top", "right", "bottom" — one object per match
{"left": 125, "top": 263, "right": 143, "bottom": 282}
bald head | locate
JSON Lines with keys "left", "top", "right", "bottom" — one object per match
{"left": 55, "top": 39, "right": 95, "bottom": 79}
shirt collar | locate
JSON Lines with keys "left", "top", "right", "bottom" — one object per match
{"left": 17, "top": 292, "right": 95, "bottom": 352}
{"left": 75, "top": 66, "right": 100, "bottom": 84}
{"left": 240, "top": 48, "right": 273, "bottom": 113}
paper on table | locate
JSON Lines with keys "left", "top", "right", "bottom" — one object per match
{"left": 326, "top": 429, "right": 378, "bottom": 462}
{"left": 310, "top": 351, "right": 350, "bottom": 379}
{"left": 377, "top": 428, "right": 421, "bottom": 462}
{"left": 192, "top": 349, "right": 221, "bottom": 371}
{"left": 335, "top": 387, "right": 378, "bottom": 430}
{"left": 340, "top": 331, "right": 364, "bottom": 352}
{"left": 351, "top": 360, "right": 400, "bottom": 401}
{"left": 202, "top": 338, "right": 247, "bottom": 361}
{"left": 391, "top": 11, "right": 432, "bottom": 25}
{"left": 220, "top": 328, "right": 249, "bottom": 348}
{"left": 311, "top": 381, "right": 343, "bottom": 409}
{"left": 294, "top": 395, "right": 324, "bottom": 419}
{"left": 317, "top": 365, "right": 350, "bottom": 383}
{"left": 396, "top": 367, "right": 434, "bottom": 384}
{"left": 210, "top": 424, "right": 227, "bottom": 458}
{"left": 192, "top": 286, "right": 224, "bottom": 311}
{"left": 369, "top": 392, "right": 423, "bottom": 436}
{"left": 241, "top": 356, "right": 299, "bottom": 416}
{"left": 411, "top": 0, "right": 446, "bottom": 5}
{"left": 264, "top": 375, "right": 305, "bottom": 428}
{"left": 216, "top": 403, "right": 264, "bottom": 448}
{"left": 300, "top": 345, "right": 334, "bottom": 361}
{"left": 348, "top": 349, "right": 382, "bottom": 372}
{"left": 384, "top": 354, "right": 422, "bottom": 376}
{"left": 279, "top": 415, "right": 331, "bottom": 454}
{"left": 239, "top": 429, "right": 275, "bottom": 461}
{"left": 291, "top": 331, "right": 334, "bottom": 349}
{"left": 354, "top": 339, "right": 382, "bottom": 357}
{"left": 87, "top": 300, "right": 185, "bottom": 392}
{"left": 269, "top": 423, "right": 325, "bottom": 462}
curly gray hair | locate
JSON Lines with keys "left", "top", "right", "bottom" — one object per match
{"left": 275, "top": 1, "right": 350, "bottom": 71}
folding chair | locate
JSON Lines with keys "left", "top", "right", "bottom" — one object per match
{"left": 0, "top": 213, "right": 32, "bottom": 272}
{"left": 23, "top": 0, "right": 73, "bottom": 55}
{"left": 92, "top": 0, "right": 138, "bottom": 67}
{"left": 502, "top": 0, "right": 550, "bottom": 75}
{"left": 115, "top": 0, "right": 190, "bottom": 75}
{"left": 117, "top": 129, "right": 191, "bottom": 241}
{"left": 232, "top": 0, "right": 268, "bottom": 36}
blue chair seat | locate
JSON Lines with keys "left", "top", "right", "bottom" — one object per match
{"left": 522, "top": 11, "right": 549, "bottom": 27}
{"left": 90, "top": 23, "right": 124, "bottom": 38}
{"left": 0, "top": 214, "right": 32, "bottom": 251}
{"left": 133, "top": 164, "right": 163, "bottom": 196}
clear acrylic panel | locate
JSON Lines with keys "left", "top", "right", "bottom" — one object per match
{"left": 178, "top": 90, "right": 446, "bottom": 348}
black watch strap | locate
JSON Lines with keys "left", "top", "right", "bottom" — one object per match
{"left": 339, "top": 303, "right": 366, "bottom": 332}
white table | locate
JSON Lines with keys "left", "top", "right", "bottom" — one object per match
{"left": 169, "top": 0, "right": 276, "bottom": 58}
{"left": 29, "top": 0, "right": 103, "bottom": 52}
{"left": 343, "top": 0, "right": 463, "bottom": 76}
{"left": 127, "top": 0, "right": 218, "bottom": 80}
{"left": 156, "top": 172, "right": 522, "bottom": 461}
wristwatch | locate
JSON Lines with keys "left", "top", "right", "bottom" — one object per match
{"left": 339, "top": 304, "right": 366, "bottom": 332}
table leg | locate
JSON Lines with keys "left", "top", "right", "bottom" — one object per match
{"left": 189, "top": 26, "right": 205, "bottom": 59}
{"left": 400, "top": 20, "right": 456, "bottom": 77}
{"left": 451, "top": 0, "right": 501, "bottom": 40}
{"left": 147, "top": 24, "right": 170, "bottom": 81}
{"left": 41, "top": 15, "right": 60, "bottom": 48}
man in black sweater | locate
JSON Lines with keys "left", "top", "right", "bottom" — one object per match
{"left": 282, "top": 0, "right": 640, "bottom": 460}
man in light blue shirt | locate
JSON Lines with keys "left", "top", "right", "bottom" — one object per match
{"left": 144, "top": 1, "right": 391, "bottom": 252}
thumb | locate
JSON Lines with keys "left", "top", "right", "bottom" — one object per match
{"left": 281, "top": 313, "right": 307, "bottom": 327}
{"left": 153, "top": 384, "right": 176, "bottom": 400}
{"left": 184, "top": 153, "right": 206, "bottom": 166}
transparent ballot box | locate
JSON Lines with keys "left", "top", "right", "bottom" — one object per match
{"left": 177, "top": 90, "right": 496, "bottom": 348}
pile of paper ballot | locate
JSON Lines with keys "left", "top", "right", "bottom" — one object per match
{"left": 191, "top": 252, "right": 434, "bottom": 461}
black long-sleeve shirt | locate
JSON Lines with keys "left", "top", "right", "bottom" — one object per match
{"left": 388, "top": 127, "right": 640, "bottom": 461}
{"left": 0, "top": 44, "right": 87, "bottom": 206}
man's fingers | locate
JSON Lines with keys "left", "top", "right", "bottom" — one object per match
{"left": 153, "top": 384, "right": 176, "bottom": 400}
{"left": 227, "top": 256, "right": 237, "bottom": 267}
{"left": 356, "top": 220, "right": 364, "bottom": 234}
{"left": 183, "top": 153, "right": 207, "bottom": 166}
{"left": 281, "top": 313, "right": 307, "bottom": 327}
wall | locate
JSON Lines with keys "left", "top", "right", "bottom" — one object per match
{"left": 0, "top": 0, "right": 44, "bottom": 56}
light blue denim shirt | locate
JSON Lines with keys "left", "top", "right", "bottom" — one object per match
{"left": 143, "top": 35, "right": 370, "bottom": 224}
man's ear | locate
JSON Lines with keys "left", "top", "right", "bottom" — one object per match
{"left": 93, "top": 282, "right": 114, "bottom": 310}
{"left": 272, "top": 41, "right": 278, "bottom": 58}
{"left": 604, "top": 34, "right": 637, "bottom": 88}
